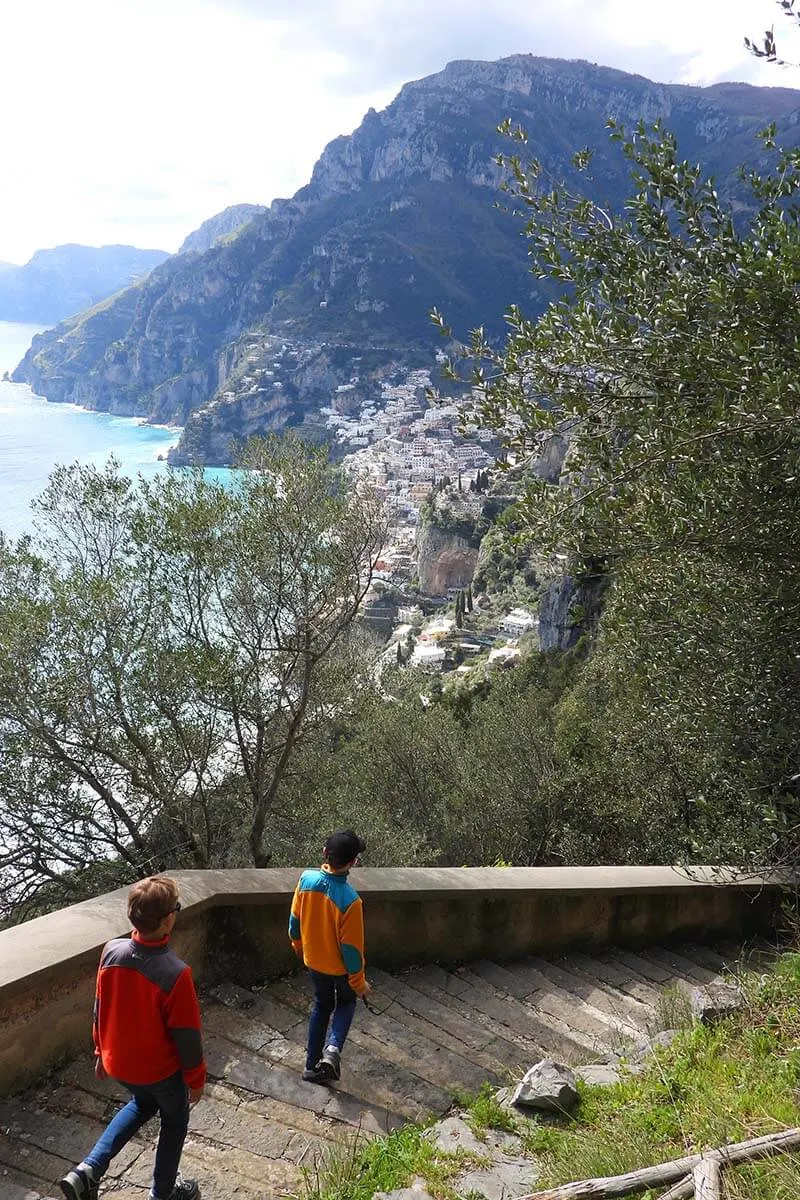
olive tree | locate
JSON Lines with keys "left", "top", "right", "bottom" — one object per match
{"left": 0, "top": 435, "right": 385, "bottom": 917}
{"left": 436, "top": 119, "right": 800, "bottom": 866}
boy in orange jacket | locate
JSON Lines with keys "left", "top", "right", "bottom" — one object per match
{"left": 289, "top": 829, "right": 372, "bottom": 1083}
{"left": 60, "top": 876, "right": 206, "bottom": 1200}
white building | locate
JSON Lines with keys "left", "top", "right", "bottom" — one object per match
{"left": 398, "top": 604, "right": 423, "bottom": 624}
{"left": 411, "top": 644, "right": 446, "bottom": 672}
{"left": 501, "top": 608, "right": 539, "bottom": 637}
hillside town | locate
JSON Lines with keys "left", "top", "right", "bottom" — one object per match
{"left": 324, "top": 364, "right": 540, "bottom": 677}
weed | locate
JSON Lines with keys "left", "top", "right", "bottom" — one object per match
{"left": 647, "top": 983, "right": 694, "bottom": 1036}
{"left": 463, "top": 1084, "right": 519, "bottom": 1137}
{"left": 301, "top": 1121, "right": 473, "bottom": 1200}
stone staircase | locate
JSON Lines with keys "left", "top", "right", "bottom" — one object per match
{"left": 0, "top": 941, "right": 763, "bottom": 1200}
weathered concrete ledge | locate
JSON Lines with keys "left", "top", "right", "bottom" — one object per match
{"left": 0, "top": 866, "right": 785, "bottom": 1096}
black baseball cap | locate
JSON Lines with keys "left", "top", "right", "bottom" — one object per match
{"left": 324, "top": 829, "right": 366, "bottom": 868}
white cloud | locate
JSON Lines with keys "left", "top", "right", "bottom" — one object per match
{"left": 0, "top": 0, "right": 794, "bottom": 263}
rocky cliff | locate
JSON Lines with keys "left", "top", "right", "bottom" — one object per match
{"left": 416, "top": 522, "right": 481, "bottom": 596}
{"left": 179, "top": 204, "right": 268, "bottom": 255}
{"left": 538, "top": 569, "right": 608, "bottom": 651}
{"left": 14, "top": 56, "right": 800, "bottom": 459}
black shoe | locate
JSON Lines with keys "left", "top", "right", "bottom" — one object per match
{"left": 321, "top": 1044, "right": 341, "bottom": 1081}
{"left": 150, "top": 1177, "right": 200, "bottom": 1200}
{"left": 302, "top": 1064, "right": 331, "bottom": 1084}
{"left": 59, "top": 1165, "right": 99, "bottom": 1200}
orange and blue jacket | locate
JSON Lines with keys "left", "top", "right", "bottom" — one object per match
{"left": 92, "top": 929, "right": 206, "bottom": 1090}
{"left": 289, "top": 865, "right": 367, "bottom": 994}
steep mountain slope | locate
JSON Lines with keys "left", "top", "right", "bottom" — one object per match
{"left": 179, "top": 203, "right": 268, "bottom": 254}
{"left": 0, "top": 243, "right": 168, "bottom": 325}
{"left": 14, "top": 56, "right": 800, "bottom": 461}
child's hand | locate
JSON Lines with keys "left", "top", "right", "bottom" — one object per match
{"left": 361, "top": 981, "right": 374, "bottom": 997}
{"left": 189, "top": 1085, "right": 205, "bottom": 1106}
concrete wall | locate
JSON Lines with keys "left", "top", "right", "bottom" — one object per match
{"left": 0, "top": 866, "right": 786, "bottom": 1096}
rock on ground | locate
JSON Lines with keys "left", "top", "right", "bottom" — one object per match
{"left": 512, "top": 1060, "right": 580, "bottom": 1113}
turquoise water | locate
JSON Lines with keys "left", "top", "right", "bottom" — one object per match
{"left": 0, "top": 321, "right": 181, "bottom": 538}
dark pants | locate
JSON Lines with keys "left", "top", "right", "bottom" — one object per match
{"left": 306, "top": 969, "right": 357, "bottom": 1070}
{"left": 84, "top": 1070, "right": 189, "bottom": 1199}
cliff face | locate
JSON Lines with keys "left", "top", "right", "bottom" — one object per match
{"left": 14, "top": 56, "right": 800, "bottom": 458}
{"left": 416, "top": 522, "right": 480, "bottom": 596}
{"left": 179, "top": 204, "right": 268, "bottom": 255}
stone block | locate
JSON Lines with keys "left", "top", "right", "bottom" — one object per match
{"left": 511, "top": 1060, "right": 579, "bottom": 1112}
{"left": 689, "top": 982, "right": 745, "bottom": 1024}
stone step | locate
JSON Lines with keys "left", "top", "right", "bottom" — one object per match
{"left": 0, "top": 1176, "right": 49, "bottom": 1200}
{"left": 564, "top": 952, "right": 663, "bottom": 1008}
{"left": 389, "top": 967, "right": 538, "bottom": 1074}
{"left": 266, "top": 977, "right": 455, "bottom": 1116}
{"left": 224, "top": 1082, "right": 352, "bottom": 1146}
{"left": 188, "top": 1087, "right": 313, "bottom": 1163}
{"left": 0, "top": 1102, "right": 145, "bottom": 1180}
{"left": 472, "top": 958, "right": 642, "bottom": 1048}
{"left": 273, "top": 974, "right": 491, "bottom": 1096}
{"left": 465, "top": 959, "right": 631, "bottom": 1054}
{"left": 601, "top": 949, "right": 676, "bottom": 986}
{"left": 641, "top": 946, "right": 721, "bottom": 985}
{"left": 714, "top": 938, "right": 779, "bottom": 973}
{"left": 203, "top": 1001, "right": 296, "bottom": 1064}
{"left": 209, "top": 982, "right": 306, "bottom": 1036}
{"left": 451, "top": 964, "right": 611, "bottom": 1059}
{"left": 544, "top": 955, "right": 655, "bottom": 1029}
{"left": 676, "top": 943, "right": 736, "bottom": 975}
{"left": 178, "top": 1136, "right": 302, "bottom": 1200}
{"left": 367, "top": 967, "right": 519, "bottom": 1077}
{"left": 35, "top": 1082, "right": 116, "bottom": 1128}
{"left": 0, "top": 1130, "right": 69, "bottom": 1197}
{"left": 359, "top": 976, "right": 503, "bottom": 1090}
{"left": 204, "top": 1031, "right": 404, "bottom": 1134}
{"left": 405, "top": 964, "right": 594, "bottom": 1064}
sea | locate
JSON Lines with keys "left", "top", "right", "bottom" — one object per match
{"left": 0, "top": 320, "right": 181, "bottom": 539}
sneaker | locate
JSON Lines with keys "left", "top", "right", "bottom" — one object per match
{"left": 59, "top": 1164, "right": 99, "bottom": 1200}
{"left": 302, "top": 1064, "right": 331, "bottom": 1084}
{"left": 321, "top": 1044, "right": 341, "bottom": 1081}
{"left": 150, "top": 1177, "right": 200, "bottom": 1200}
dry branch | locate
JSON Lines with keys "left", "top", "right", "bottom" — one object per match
{"left": 692, "top": 1158, "right": 721, "bottom": 1200}
{"left": 519, "top": 1126, "right": 800, "bottom": 1199}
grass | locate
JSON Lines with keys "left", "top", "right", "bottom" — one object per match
{"left": 300, "top": 952, "right": 800, "bottom": 1200}
{"left": 523, "top": 952, "right": 800, "bottom": 1200}
{"left": 454, "top": 1083, "right": 519, "bottom": 1138}
{"left": 647, "top": 983, "right": 695, "bottom": 1037}
{"left": 301, "top": 1121, "right": 492, "bottom": 1200}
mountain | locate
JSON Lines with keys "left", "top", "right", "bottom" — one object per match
{"left": 0, "top": 244, "right": 169, "bottom": 326}
{"left": 14, "top": 56, "right": 800, "bottom": 463}
{"left": 179, "top": 204, "right": 268, "bottom": 255}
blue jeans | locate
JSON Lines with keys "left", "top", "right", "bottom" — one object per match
{"left": 85, "top": 1069, "right": 189, "bottom": 1199}
{"left": 306, "top": 970, "right": 356, "bottom": 1070}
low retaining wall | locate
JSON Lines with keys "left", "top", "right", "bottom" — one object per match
{"left": 0, "top": 865, "right": 785, "bottom": 1096}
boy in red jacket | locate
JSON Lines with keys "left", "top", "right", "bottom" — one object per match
{"left": 60, "top": 876, "right": 206, "bottom": 1200}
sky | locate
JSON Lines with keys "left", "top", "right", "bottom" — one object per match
{"left": 0, "top": 0, "right": 796, "bottom": 264}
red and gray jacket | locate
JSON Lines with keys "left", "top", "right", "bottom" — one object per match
{"left": 93, "top": 930, "right": 206, "bottom": 1089}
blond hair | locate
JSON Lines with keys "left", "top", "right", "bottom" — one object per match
{"left": 127, "top": 876, "right": 179, "bottom": 935}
